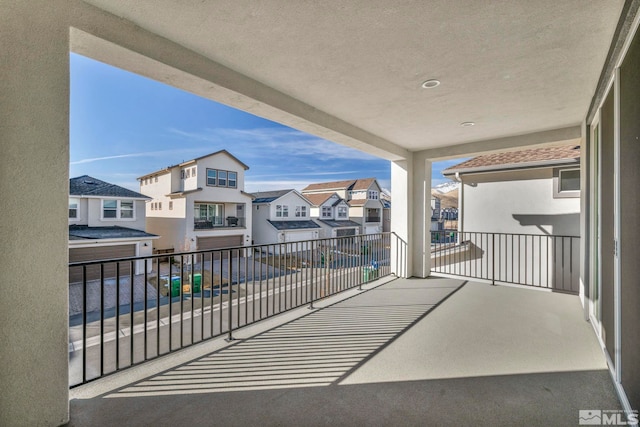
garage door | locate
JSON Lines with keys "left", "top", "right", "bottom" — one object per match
{"left": 69, "top": 244, "right": 136, "bottom": 283}
{"left": 337, "top": 228, "right": 356, "bottom": 237}
{"left": 284, "top": 231, "right": 315, "bottom": 243}
{"left": 197, "top": 235, "right": 243, "bottom": 250}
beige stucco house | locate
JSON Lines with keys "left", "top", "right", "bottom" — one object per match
{"left": 251, "top": 189, "right": 321, "bottom": 252}
{"left": 138, "top": 150, "right": 253, "bottom": 253}
{"left": 302, "top": 178, "right": 384, "bottom": 235}
{"left": 68, "top": 175, "right": 158, "bottom": 281}
{"left": 443, "top": 144, "right": 581, "bottom": 236}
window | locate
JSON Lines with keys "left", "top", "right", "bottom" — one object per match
{"left": 322, "top": 206, "right": 332, "bottom": 218}
{"left": 560, "top": 169, "right": 580, "bottom": 192}
{"left": 181, "top": 170, "right": 185, "bottom": 179}
{"left": 206, "top": 169, "right": 238, "bottom": 188}
{"left": 228, "top": 172, "right": 237, "bottom": 188}
{"left": 169, "top": 201, "right": 173, "bottom": 210}
{"left": 103, "top": 199, "right": 134, "bottom": 219}
{"left": 337, "top": 206, "right": 348, "bottom": 218}
{"left": 368, "top": 190, "right": 379, "bottom": 200}
{"left": 194, "top": 203, "right": 224, "bottom": 225}
{"left": 554, "top": 168, "right": 580, "bottom": 198}
{"left": 151, "top": 202, "right": 155, "bottom": 211}
{"left": 206, "top": 169, "right": 217, "bottom": 186}
{"left": 191, "top": 167, "right": 196, "bottom": 176}
{"left": 276, "top": 205, "right": 289, "bottom": 217}
{"left": 218, "top": 170, "right": 227, "bottom": 187}
{"left": 154, "top": 176, "right": 158, "bottom": 183}
{"left": 186, "top": 168, "right": 190, "bottom": 178}
{"left": 157, "top": 202, "right": 162, "bottom": 211}
{"left": 295, "top": 205, "right": 307, "bottom": 217}
{"left": 69, "top": 198, "right": 79, "bottom": 219}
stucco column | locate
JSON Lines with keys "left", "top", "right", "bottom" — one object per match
{"left": 0, "top": 2, "right": 70, "bottom": 425}
{"left": 391, "top": 156, "right": 432, "bottom": 278}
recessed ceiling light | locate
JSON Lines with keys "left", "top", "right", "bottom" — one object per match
{"left": 460, "top": 122, "right": 475, "bottom": 127}
{"left": 421, "top": 79, "right": 440, "bottom": 89}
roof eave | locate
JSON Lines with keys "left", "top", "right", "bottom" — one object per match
{"left": 442, "top": 158, "right": 580, "bottom": 177}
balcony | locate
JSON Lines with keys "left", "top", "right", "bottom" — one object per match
{"left": 194, "top": 216, "right": 246, "bottom": 229}
{"left": 67, "top": 231, "right": 620, "bottom": 425}
{"left": 69, "top": 275, "right": 618, "bottom": 425}
{"left": 364, "top": 216, "right": 380, "bottom": 223}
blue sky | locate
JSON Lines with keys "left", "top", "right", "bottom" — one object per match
{"left": 70, "top": 53, "right": 459, "bottom": 192}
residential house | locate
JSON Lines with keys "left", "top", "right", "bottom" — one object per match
{"left": 68, "top": 175, "right": 158, "bottom": 282}
{"left": 430, "top": 196, "right": 443, "bottom": 232}
{"left": 138, "top": 150, "right": 253, "bottom": 253}
{"left": 301, "top": 178, "right": 384, "bottom": 235}
{"left": 442, "top": 144, "right": 581, "bottom": 236}
{"left": 304, "top": 192, "right": 361, "bottom": 238}
{"left": 251, "top": 189, "right": 321, "bottom": 252}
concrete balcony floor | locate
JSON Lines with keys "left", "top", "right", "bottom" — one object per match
{"left": 69, "top": 277, "right": 619, "bottom": 426}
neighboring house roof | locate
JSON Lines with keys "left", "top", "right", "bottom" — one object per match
{"left": 70, "top": 175, "right": 149, "bottom": 199}
{"left": 252, "top": 189, "right": 294, "bottom": 204}
{"left": 302, "top": 179, "right": 357, "bottom": 192}
{"left": 167, "top": 188, "right": 203, "bottom": 197}
{"left": 69, "top": 225, "right": 158, "bottom": 240}
{"left": 347, "top": 199, "right": 369, "bottom": 207}
{"left": 267, "top": 220, "right": 322, "bottom": 231}
{"left": 443, "top": 144, "right": 581, "bottom": 176}
{"left": 301, "top": 177, "right": 379, "bottom": 193}
{"left": 317, "top": 219, "right": 361, "bottom": 228}
{"left": 351, "top": 178, "right": 375, "bottom": 191}
{"left": 303, "top": 192, "right": 337, "bottom": 207}
{"left": 138, "top": 149, "right": 249, "bottom": 180}
{"left": 381, "top": 200, "right": 391, "bottom": 209}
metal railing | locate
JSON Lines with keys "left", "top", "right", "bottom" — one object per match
{"left": 194, "top": 216, "right": 245, "bottom": 229}
{"left": 68, "top": 232, "right": 405, "bottom": 387}
{"left": 365, "top": 217, "right": 381, "bottom": 223}
{"left": 431, "top": 231, "right": 580, "bottom": 294}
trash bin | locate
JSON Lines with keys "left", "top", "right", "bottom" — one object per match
{"left": 363, "top": 266, "right": 378, "bottom": 282}
{"left": 160, "top": 275, "right": 182, "bottom": 298}
{"left": 189, "top": 273, "right": 202, "bottom": 293}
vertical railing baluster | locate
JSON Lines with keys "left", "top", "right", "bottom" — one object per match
{"left": 82, "top": 265, "right": 87, "bottom": 384}
{"left": 129, "top": 260, "right": 134, "bottom": 366}
{"left": 100, "top": 263, "right": 105, "bottom": 377}
{"left": 115, "top": 262, "right": 120, "bottom": 371}
{"left": 144, "top": 258, "right": 148, "bottom": 361}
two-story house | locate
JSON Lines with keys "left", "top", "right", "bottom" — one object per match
{"left": 301, "top": 178, "right": 385, "bottom": 234}
{"left": 68, "top": 175, "right": 158, "bottom": 282}
{"left": 138, "top": 150, "right": 253, "bottom": 253}
{"left": 251, "top": 189, "right": 321, "bottom": 252}
{"left": 304, "top": 192, "right": 361, "bottom": 238}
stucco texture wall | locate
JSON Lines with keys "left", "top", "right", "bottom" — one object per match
{"left": 462, "top": 168, "right": 580, "bottom": 236}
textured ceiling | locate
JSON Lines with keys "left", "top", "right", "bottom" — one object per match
{"left": 83, "top": 0, "right": 624, "bottom": 152}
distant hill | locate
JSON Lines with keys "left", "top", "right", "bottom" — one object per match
{"left": 431, "top": 188, "right": 458, "bottom": 209}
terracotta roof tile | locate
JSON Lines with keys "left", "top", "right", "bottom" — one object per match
{"left": 302, "top": 179, "right": 356, "bottom": 192}
{"left": 303, "top": 192, "right": 336, "bottom": 206}
{"left": 443, "top": 144, "right": 580, "bottom": 175}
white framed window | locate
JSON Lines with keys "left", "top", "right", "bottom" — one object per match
{"left": 181, "top": 170, "right": 185, "bottom": 179}
{"left": 295, "top": 206, "right": 307, "bottom": 217}
{"left": 169, "top": 201, "right": 173, "bottom": 210}
{"left": 368, "top": 190, "right": 379, "bottom": 200}
{"left": 337, "top": 206, "right": 348, "bottom": 218}
{"left": 553, "top": 168, "right": 581, "bottom": 198}
{"left": 218, "top": 170, "right": 227, "bottom": 187}
{"left": 276, "top": 205, "right": 289, "bottom": 217}
{"left": 186, "top": 168, "right": 190, "bottom": 178}
{"left": 322, "top": 206, "right": 332, "bottom": 218}
{"left": 228, "top": 171, "right": 237, "bottom": 188}
{"left": 69, "top": 198, "right": 79, "bottom": 219}
{"left": 157, "top": 202, "right": 162, "bottom": 211}
{"left": 191, "top": 166, "right": 196, "bottom": 176}
{"left": 206, "top": 169, "right": 217, "bottom": 186}
{"left": 102, "top": 199, "right": 135, "bottom": 220}
{"left": 154, "top": 176, "right": 158, "bottom": 183}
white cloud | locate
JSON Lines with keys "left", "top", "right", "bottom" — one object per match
{"left": 168, "top": 127, "right": 382, "bottom": 161}
{"left": 245, "top": 179, "right": 319, "bottom": 193}
{"left": 70, "top": 148, "right": 203, "bottom": 165}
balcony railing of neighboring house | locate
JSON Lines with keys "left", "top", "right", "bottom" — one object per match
{"left": 431, "top": 231, "right": 580, "bottom": 294}
{"left": 67, "top": 232, "right": 406, "bottom": 387}
{"left": 194, "top": 216, "right": 246, "bottom": 229}
{"left": 365, "top": 216, "right": 381, "bottom": 223}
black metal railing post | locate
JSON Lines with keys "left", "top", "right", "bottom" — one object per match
{"left": 492, "top": 233, "right": 496, "bottom": 285}
{"left": 227, "top": 249, "right": 234, "bottom": 341}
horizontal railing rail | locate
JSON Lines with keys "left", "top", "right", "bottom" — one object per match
{"left": 431, "top": 231, "right": 580, "bottom": 294}
{"left": 194, "top": 217, "right": 246, "bottom": 229}
{"left": 68, "top": 232, "right": 405, "bottom": 387}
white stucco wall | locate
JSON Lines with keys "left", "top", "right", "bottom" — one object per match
{"left": 461, "top": 168, "right": 580, "bottom": 236}
{"left": 85, "top": 197, "right": 147, "bottom": 230}
{"left": 251, "top": 202, "right": 277, "bottom": 246}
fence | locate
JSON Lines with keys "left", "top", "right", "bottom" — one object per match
{"left": 431, "top": 231, "right": 580, "bottom": 293}
{"left": 68, "top": 232, "right": 405, "bottom": 387}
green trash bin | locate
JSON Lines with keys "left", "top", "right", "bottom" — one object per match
{"left": 163, "top": 275, "right": 181, "bottom": 298}
{"left": 189, "top": 273, "right": 202, "bottom": 293}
